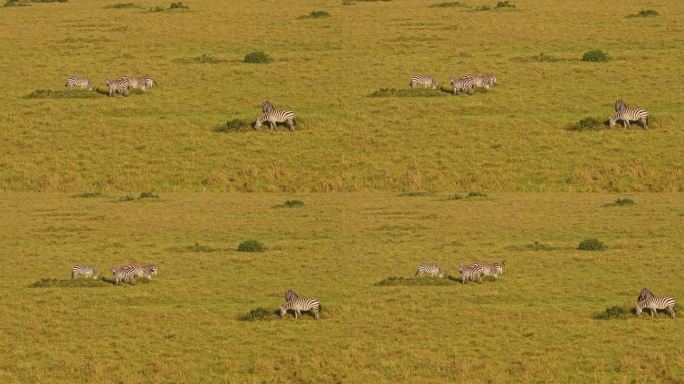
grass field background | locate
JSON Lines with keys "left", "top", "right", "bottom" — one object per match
{"left": 0, "top": 193, "right": 682, "bottom": 383}
{"left": 0, "top": 0, "right": 682, "bottom": 192}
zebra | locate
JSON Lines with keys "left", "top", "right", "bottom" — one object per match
{"left": 65, "top": 76, "right": 94, "bottom": 91}
{"left": 255, "top": 109, "right": 295, "bottom": 131}
{"left": 71, "top": 265, "right": 98, "bottom": 279}
{"left": 483, "top": 74, "right": 496, "bottom": 88}
{"left": 449, "top": 75, "right": 474, "bottom": 95}
{"left": 474, "top": 262, "right": 504, "bottom": 279}
{"left": 472, "top": 76, "right": 490, "bottom": 89}
{"left": 635, "top": 295, "right": 676, "bottom": 318}
{"left": 279, "top": 297, "right": 321, "bottom": 320}
{"left": 609, "top": 107, "right": 649, "bottom": 130}
{"left": 614, "top": 99, "right": 627, "bottom": 112}
{"left": 638, "top": 288, "right": 654, "bottom": 302}
{"left": 139, "top": 264, "right": 158, "bottom": 279}
{"left": 410, "top": 75, "right": 437, "bottom": 89}
{"left": 112, "top": 265, "right": 139, "bottom": 285}
{"left": 415, "top": 263, "right": 446, "bottom": 278}
{"left": 262, "top": 100, "right": 275, "bottom": 113}
{"left": 105, "top": 77, "right": 130, "bottom": 97}
{"left": 127, "top": 76, "right": 155, "bottom": 91}
{"left": 285, "top": 289, "right": 299, "bottom": 302}
{"left": 458, "top": 264, "right": 484, "bottom": 284}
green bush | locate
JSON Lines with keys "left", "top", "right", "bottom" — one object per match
{"left": 244, "top": 51, "right": 271, "bottom": 64}
{"left": 603, "top": 198, "right": 635, "bottom": 207}
{"left": 568, "top": 117, "right": 604, "bottom": 131}
{"left": 139, "top": 192, "right": 159, "bottom": 199}
{"left": 216, "top": 119, "right": 251, "bottom": 132}
{"left": 495, "top": 1, "right": 515, "bottom": 8}
{"left": 238, "top": 240, "right": 265, "bottom": 252}
{"left": 627, "top": 9, "right": 658, "bottom": 18}
{"left": 169, "top": 1, "right": 188, "bottom": 9}
{"left": 578, "top": 238, "right": 606, "bottom": 251}
{"left": 238, "top": 307, "right": 279, "bottom": 321}
{"left": 594, "top": 305, "right": 632, "bottom": 320}
{"left": 582, "top": 49, "right": 609, "bottom": 62}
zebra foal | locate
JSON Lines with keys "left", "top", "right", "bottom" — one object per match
{"left": 71, "top": 265, "right": 98, "bottom": 279}
{"left": 415, "top": 263, "right": 446, "bottom": 278}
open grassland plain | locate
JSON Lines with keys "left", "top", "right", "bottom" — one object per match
{"left": 0, "top": 0, "right": 682, "bottom": 192}
{"left": 0, "top": 193, "right": 683, "bottom": 383}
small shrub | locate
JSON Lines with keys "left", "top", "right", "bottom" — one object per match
{"left": 582, "top": 49, "right": 609, "bottom": 62}
{"left": 139, "top": 192, "right": 159, "bottom": 199}
{"left": 495, "top": 1, "right": 515, "bottom": 8}
{"left": 238, "top": 307, "right": 279, "bottom": 321}
{"left": 216, "top": 119, "right": 251, "bottom": 132}
{"left": 578, "top": 238, "right": 606, "bottom": 251}
{"left": 104, "top": 2, "right": 140, "bottom": 8}
{"left": 274, "top": 199, "right": 305, "bottom": 208}
{"left": 300, "top": 10, "right": 330, "bottom": 18}
{"left": 568, "top": 117, "right": 604, "bottom": 131}
{"left": 603, "top": 198, "right": 635, "bottom": 207}
{"left": 594, "top": 305, "right": 633, "bottom": 320}
{"left": 238, "top": 240, "right": 265, "bottom": 253}
{"left": 244, "top": 51, "right": 271, "bottom": 64}
{"left": 446, "top": 194, "right": 463, "bottom": 200}
{"left": 430, "top": 2, "right": 462, "bottom": 7}
{"left": 169, "top": 1, "right": 188, "bottom": 9}
{"left": 627, "top": 9, "right": 658, "bottom": 18}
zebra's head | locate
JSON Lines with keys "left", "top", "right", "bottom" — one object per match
{"left": 635, "top": 302, "right": 644, "bottom": 316}
{"left": 608, "top": 114, "right": 618, "bottom": 128}
{"left": 254, "top": 117, "right": 264, "bottom": 129}
{"left": 278, "top": 305, "right": 288, "bottom": 318}
{"left": 111, "top": 267, "right": 118, "bottom": 276}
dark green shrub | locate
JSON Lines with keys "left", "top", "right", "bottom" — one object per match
{"left": 238, "top": 240, "right": 265, "bottom": 252}
{"left": 578, "top": 238, "right": 606, "bottom": 251}
{"left": 582, "top": 49, "right": 609, "bottom": 62}
{"left": 169, "top": 1, "right": 187, "bottom": 9}
{"left": 495, "top": 1, "right": 515, "bottom": 8}
{"left": 627, "top": 9, "right": 658, "bottom": 18}
{"left": 430, "top": 2, "right": 462, "bottom": 7}
{"left": 216, "top": 119, "right": 250, "bottom": 132}
{"left": 603, "top": 198, "right": 635, "bottom": 207}
{"left": 568, "top": 117, "right": 604, "bottom": 131}
{"left": 238, "top": 307, "right": 279, "bottom": 321}
{"left": 300, "top": 10, "right": 330, "bottom": 18}
{"left": 594, "top": 305, "right": 633, "bottom": 319}
{"left": 244, "top": 51, "right": 271, "bottom": 64}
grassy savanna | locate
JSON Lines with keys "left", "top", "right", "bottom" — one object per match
{"left": 0, "top": 0, "right": 681, "bottom": 192}
{"left": 0, "top": 193, "right": 683, "bottom": 383}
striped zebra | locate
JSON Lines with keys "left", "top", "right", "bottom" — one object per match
{"left": 105, "top": 77, "right": 130, "bottom": 97}
{"left": 449, "top": 75, "right": 474, "bottom": 95}
{"left": 410, "top": 75, "right": 437, "bottom": 89}
{"left": 127, "top": 76, "right": 155, "bottom": 91}
{"left": 139, "top": 264, "right": 158, "bottom": 279}
{"left": 635, "top": 295, "right": 676, "bottom": 318}
{"left": 415, "top": 263, "right": 446, "bottom": 278}
{"left": 472, "top": 76, "right": 490, "bottom": 89}
{"left": 638, "top": 288, "right": 654, "bottom": 302}
{"left": 71, "top": 265, "right": 98, "bottom": 279}
{"left": 458, "top": 264, "right": 484, "bottom": 284}
{"left": 255, "top": 109, "right": 295, "bottom": 131}
{"left": 473, "top": 261, "right": 504, "bottom": 279}
{"left": 614, "top": 99, "right": 627, "bottom": 112}
{"left": 262, "top": 100, "right": 275, "bottom": 113}
{"left": 285, "top": 289, "right": 299, "bottom": 302}
{"left": 609, "top": 107, "right": 649, "bottom": 130}
{"left": 279, "top": 297, "right": 321, "bottom": 320}
{"left": 65, "top": 76, "right": 94, "bottom": 91}
{"left": 483, "top": 74, "right": 496, "bottom": 88}
{"left": 112, "top": 265, "right": 139, "bottom": 285}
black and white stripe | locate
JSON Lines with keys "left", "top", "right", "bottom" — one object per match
{"left": 255, "top": 109, "right": 295, "bottom": 131}
{"left": 609, "top": 107, "right": 649, "bottom": 129}
{"left": 285, "top": 289, "right": 299, "bottom": 302}
{"left": 65, "top": 76, "right": 94, "bottom": 91}
{"left": 112, "top": 265, "right": 139, "bottom": 284}
{"left": 483, "top": 74, "right": 496, "bottom": 88}
{"left": 71, "top": 264, "right": 98, "bottom": 279}
{"left": 449, "top": 75, "right": 474, "bottom": 95}
{"left": 127, "top": 76, "right": 155, "bottom": 91}
{"left": 262, "top": 100, "right": 275, "bottom": 113}
{"left": 106, "top": 77, "right": 130, "bottom": 97}
{"left": 410, "top": 75, "right": 437, "bottom": 89}
{"left": 279, "top": 297, "right": 321, "bottom": 320}
{"left": 636, "top": 295, "right": 676, "bottom": 318}
{"left": 474, "top": 262, "right": 504, "bottom": 278}
{"left": 638, "top": 288, "right": 654, "bottom": 302}
{"left": 614, "top": 99, "right": 627, "bottom": 112}
{"left": 458, "top": 264, "right": 483, "bottom": 284}
{"left": 415, "top": 263, "right": 445, "bottom": 278}
{"left": 139, "top": 264, "right": 158, "bottom": 279}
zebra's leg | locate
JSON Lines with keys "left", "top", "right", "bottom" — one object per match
{"left": 622, "top": 120, "right": 628, "bottom": 129}
{"left": 287, "top": 119, "right": 294, "bottom": 131}
{"left": 313, "top": 310, "right": 319, "bottom": 320}
{"left": 295, "top": 309, "right": 301, "bottom": 319}
{"left": 641, "top": 117, "right": 647, "bottom": 130}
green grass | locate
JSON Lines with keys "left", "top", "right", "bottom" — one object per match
{"left": 0, "top": 193, "right": 682, "bottom": 382}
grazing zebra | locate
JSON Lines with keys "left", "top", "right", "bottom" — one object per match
{"left": 410, "top": 75, "right": 437, "bottom": 89}
{"left": 415, "top": 263, "right": 446, "bottom": 278}
{"left": 255, "top": 109, "right": 296, "bottom": 131}
{"left": 449, "top": 75, "right": 474, "bottom": 95}
{"left": 279, "top": 297, "right": 321, "bottom": 320}
{"left": 483, "top": 74, "right": 496, "bottom": 88}
{"left": 127, "top": 76, "right": 155, "bottom": 91}
{"left": 638, "top": 288, "right": 654, "bottom": 302}
{"left": 71, "top": 265, "right": 98, "bottom": 279}
{"left": 458, "top": 264, "right": 484, "bottom": 284}
{"left": 65, "top": 76, "right": 94, "bottom": 91}
{"left": 473, "top": 262, "right": 504, "bottom": 279}
{"left": 635, "top": 295, "right": 676, "bottom": 318}
{"left": 285, "top": 289, "right": 299, "bottom": 302}
{"left": 139, "top": 264, "right": 158, "bottom": 279}
{"left": 105, "top": 77, "right": 130, "bottom": 97}
{"left": 472, "top": 76, "right": 490, "bottom": 89}
{"left": 112, "top": 265, "right": 139, "bottom": 285}
{"left": 262, "top": 100, "right": 275, "bottom": 113}
{"left": 614, "top": 99, "right": 627, "bottom": 112}
{"left": 609, "top": 107, "right": 649, "bottom": 129}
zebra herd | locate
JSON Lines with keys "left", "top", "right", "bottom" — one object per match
{"left": 71, "top": 263, "right": 158, "bottom": 284}
{"left": 65, "top": 75, "right": 156, "bottom": 96}
{"left": 415, "top": 261, "right": 504, "bottom": 284}
{"left": 410, "top": 73, "right": 497, "bottom": 95}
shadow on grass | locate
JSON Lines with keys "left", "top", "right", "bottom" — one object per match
{"left": 215, "top": 119, "right": 253, "bottom": 133}
{"left": 369, "top": 88, "right": 448, "bottom": 97}
{"left": 29, "top": 278, "right": 111, "bottom": 288}
{"left": 272, "top": 199, "right": 305, "bottom": 208}
{"left": 593, "top": 305, "right": 635, "bottom": 320}
{"left": 24, "top": 89, "right": 103, "bottom": 99}
{"left": 375, "top": 276, "right": 461, "bottom": 286}
{"left": 238, "top": 307, "right": 281, "bottom": 321}
{"left": 71, "top": 192, "right": 107, "bottom": 198}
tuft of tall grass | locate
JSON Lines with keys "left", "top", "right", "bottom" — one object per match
{"left": 626, "top": 9, "right": 658, "bottom": 18}
{"left": 581, "top": 49, "right": 609, "bottom": 62}
{"left": 577, "top": 239, "right": 606, "bottom": 251}
{"left": 238, "top": 240, "right": 265, "bottom": 252}
{"left": 244, "top": 51, "right": 271, "bottom": 64}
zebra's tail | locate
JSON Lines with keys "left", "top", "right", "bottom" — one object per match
{"left": 645, "top": 115, "right": 649, "bottom": 129}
